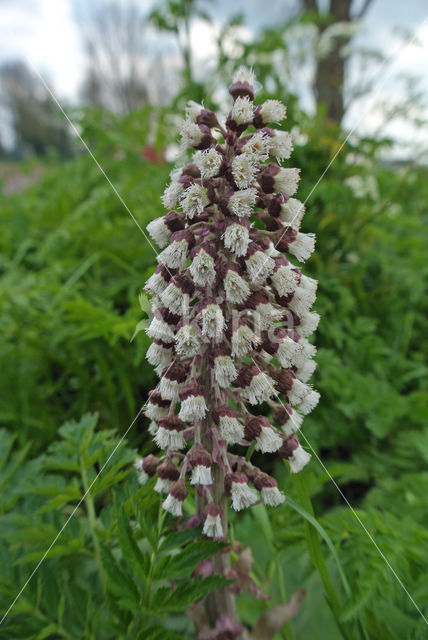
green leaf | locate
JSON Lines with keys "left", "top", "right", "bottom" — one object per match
{"left": 290, "top": 471, "right": 353, "bottom": 640}
{"left": 158, "top": 527, "right": 201, "bottom": 552}
{"left": 101, "top": 546, "right": 141, "bottom": 606}
{"left": 15, "top": 540, "right": 85, "bottom": 564}
{"left": 117, "top": 507, "right": 150, "bottom": 579}
{"left": 153, "top": 540, "right": 225, "bottom": 580}
{"left": 36, "top": 623, "right": 58, "bottom": 639}
{"left": 151, "top": 576, "right": 230, "bottom": 612}
{"left": 286, "top": 497, "right": 351, "bottom": 599}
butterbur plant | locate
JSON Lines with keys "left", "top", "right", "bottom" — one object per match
{"left": 138, "top": 67, "right": 320, "bottom": 638}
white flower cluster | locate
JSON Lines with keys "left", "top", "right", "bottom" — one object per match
{"left": 140, "top": 67, "right": 319, "bottom": 537}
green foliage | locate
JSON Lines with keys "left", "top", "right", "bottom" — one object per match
{"left": 0, "top": 415, "right": 230, "bottom": 639}
{"left": 0, "top": 106, "right": 172, "bottom": 453}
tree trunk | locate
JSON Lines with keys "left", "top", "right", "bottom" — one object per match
{"left": 314, "top": 0, "right": 352, "bottom": 123}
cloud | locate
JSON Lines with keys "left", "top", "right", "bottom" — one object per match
{"left": 0, "top": 0, "right": 84, "bottom": 99}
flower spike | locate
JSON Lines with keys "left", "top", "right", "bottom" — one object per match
{"left": 139, "top": 67, "right": 319, "bottom": 534}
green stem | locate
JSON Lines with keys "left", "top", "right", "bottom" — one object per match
{"left": 144, "top": 550, "right": 156, "bottom": 607}
{"left": 144, "top": 502, "right": 165, "bottom": 607}
{"left": 292, "top": 473, "right": 357, "bottom": 640}
{"left": 245, "top": 441, "right": 256, "bottom": 461}
{"left": 276, "top": 564, "right": 295, "bottom": 640}
{"left": 32, "top": 606, "right": 74, "bottom": 640}
{"left": 80, "top": 457, "right": 106, "bottom": 592}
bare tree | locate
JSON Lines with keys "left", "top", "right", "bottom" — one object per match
{"left": 76, "top": 1, "right": 151, "bottom": 114}
{"left": 0, "top": 61, "right": 72, "bottom": 157}
{"left": 302, "top": 0, "right": 375, "bottom": 122}
{"left": 148, "top": 0, "right": 211, "bottom": 102}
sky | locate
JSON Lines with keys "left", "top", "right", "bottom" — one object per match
{"left": 0, "top": 0, "right": 428, "bottom": 154}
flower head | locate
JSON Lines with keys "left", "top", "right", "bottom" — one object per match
{"left": 140, "top": 68, "right": 319, "bottom": 538}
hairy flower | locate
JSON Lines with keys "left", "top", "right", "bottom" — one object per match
{"left": 194, "top": 148, "right": 223, "bottom": 178}
{"left": 140, "top": 68, "right": 319, "bottom": 544}
{"left": 231, "top": 154, "right": 257, "bottom": 189}
{"left": 181, "top": 184, "right": 209, "bottom": 219}
{"left": 228, "top": 187, "right": 258, "bottom": 217}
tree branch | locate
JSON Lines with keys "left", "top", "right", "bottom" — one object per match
{"left": 301, "top": 0, "right": 319, "bottom": 14}
{"left": 354, "top": 0, "right": 375, "bottom": 19}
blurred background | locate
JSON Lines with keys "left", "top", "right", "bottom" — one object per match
{"left": 0, "top": 1, "right": 427, "bottom": 639}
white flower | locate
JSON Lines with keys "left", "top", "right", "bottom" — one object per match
{"left": 266, "top": 241, "right": 281, "bottom": 258}
{"left": 146, "top": 342, "right": 173, "bottom": 367}
{"left": 297, "top": 389, "right": 320, "bottom": 415}
{"left": 231, "top": 325, "right": 261, "bottom": 358}
{"left": 224, "top": 270, "right": 250, "bottom": 304}
{"left": 288, "top": 285, "right": 316, "bottom": 317}
{"left": 154, "top": 477, "right": 171, "bottom": 493}
{"left": 219, "top": 416, "right": 244, "bottom": 444}
{"left": 233, "top": 65, "right": 256, "bottom": 87}
{"left": 154, "top": 427, "right": 186, "bottom": 450}
{"left": 228, "top": 188, "right": 258, "bottom": 217}
{"left": 242, "top": 372, "right": 276, "bottom": 405}
{"left": 144, "top": 403, "right": 169, "bottom": 420}
{"left": 231, "top": 481, "right": 258, "bottom": 511}
{"left": 252, "top": 302, "right": 283, "bottom": 330}
{"left": 255, "top": 427, "right": 283, "bottom": 453}
{"left": 194, "top": 148, "right": 222, "bottom": 178}
{"left": 261, "top": 486, "right": 285, "bottom": 506}
{"left": 245, "top": 252, "right": 275, "bottom": 284}
{"left": 180, "top": 118, "right": 204, "bottom": 148}
{"left": 271, "top": 265, "right": 299, "bottom": 297}
{"left": 223, "top": 223, "right": 250, "bottom": 257}
{"left": 158, "top": 377, "right": 180, "bottom": 401}
{"left": 145, "top": 271, "right": 168, "bottom": 296}
{"left": 290, "top": 125, "right": 309, "bottom": 146}
{"left": 242, "top": 131, "right": 269, "bottom": 160}
{"left": 274, "top": 168, "right": 300, "bottom": 195}
{"left": 300, "top": 275, "right": 318, "bottom": 298}
{"left": 268, "top": 130, "right": 293, "bottom": 160}
{"left": 281, "top": 410, "right": 303, "bottom": 436}
{"left": 287, "top": 379, "right": 320, "bottom": 415}
{"left": 344, "top": 175, "right": 379, "bottom": 200}
{"left": 288, "top": 232, "right": 316, "bottom": 262}
{"left": 189, "top": 249, "right": 216, "bottom": 286}
{"left": 146, "top": 317, "right": 174, "bottom": 342}
{"left": 147, "top": 217, "right": 171, "bottom": 248}
{"left": 180, "top": 184, "right": 209, "bottom": 219}
{"left": 214, "top": 356, "right": 237, "bottom": 388}
{"left": 231, "top": 95, "right": 254, "bottom": 125}
{"left": 296, "top": 358, "right": 317, "bottom": 383}
{"left": 298, "top": 312, "right": 320, "bottom": 337}
{"left": 260, "top": 100, "right": 287, "bottom": 123}
{"left": 288, "top": 444, "right": 311, "bottom": 473}
{"left": 232, "top": 154, "right": 257, "bottom": 189}
{"left": 203, "top": 513, "right": 224, "bottom": 538}
{"left": 276, "top": 336, "right": 298, "bottom": 368}
{"left": 179, "top": 395, "right": 207, "bottom": 422}
{"left": 280, "top": 198, "right": 305, "bottom": 227}
{"left": 160, "top": 283, "right": 188, "bottom": 315}
{"left": 175, "top": 325, "right": 201, "bottom": 358}
{"left": 201, "top": 304, "right": 225, "bottom": 340}
{"left": 162, "top": 494, "right": 183, "bottom": 516}
{"left": 191, "top": 465, "right": 213, "bottom": 485}
{"left": 148, "top": 421, "right": 158, "bottom": 436}
{"left": 186, "top": 100, "right": 203, "bottom": 122}
{"left": 292, "top": 338, "right": 317, "bottom": 368}
{"left": 161, "top": 180, "right": 184, "bottom": 209}
{"left": 157, "top": 240, "right": 189, "bottom": 269}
